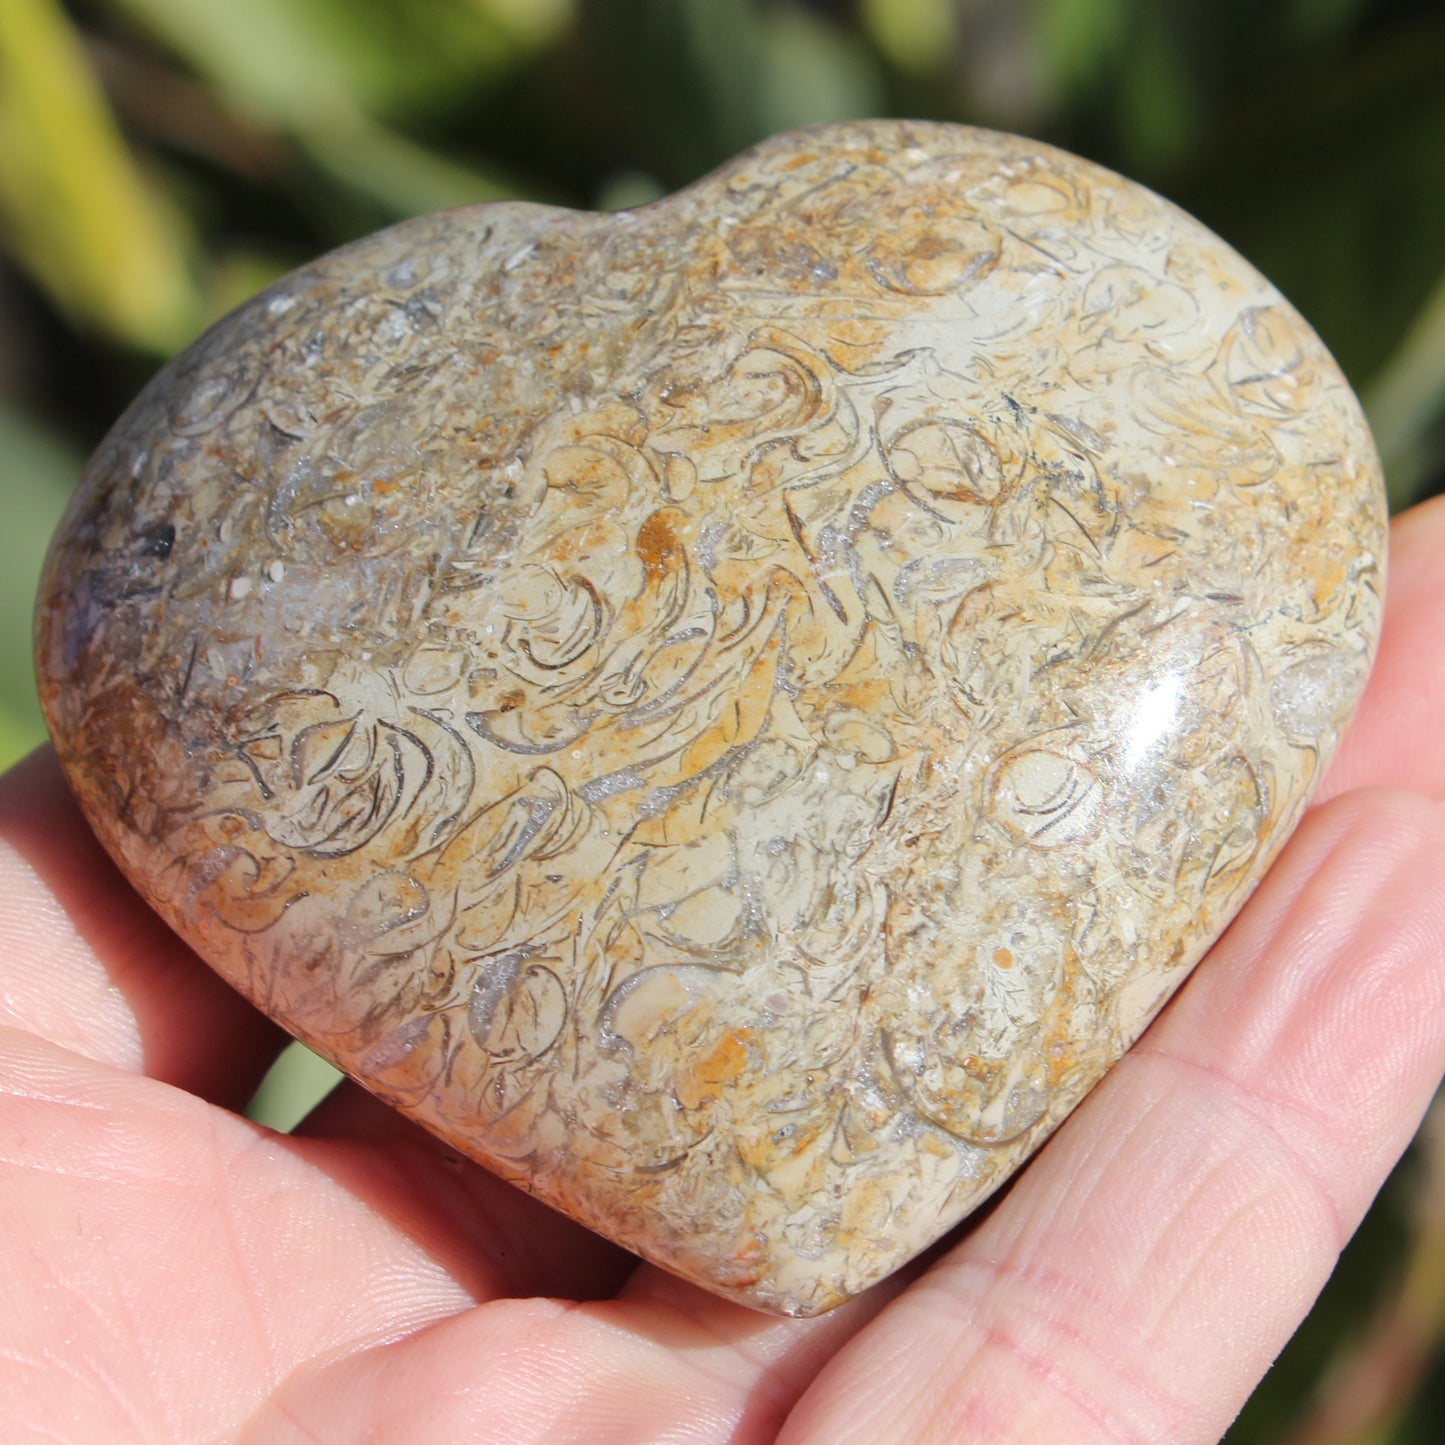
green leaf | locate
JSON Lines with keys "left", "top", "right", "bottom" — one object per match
{"left": 246, "top": 1040, "right": 343, "bottom": 1132}
{"left": 1364, "top": 267, "right": 1445, "bottom": 512}
{"left": 300, "top": 118, "right": 522, "bottom": 217}
{"left": 0, "top": 0, "right": 201, "bottom": 351}
{"left": 758, "top": 6, "right": 883, "bottom": 136}
{"left": 0, "top": 400, "right": 81, "bottom": 771}
{"left": 108, "top": 0, "right": 533, "bottom": 216}
{"left": 109, "top": 0, "right": 570, "bottom": 127}
{"left": 108, "top": 0, "right": 369, "bottom": 131}
{"left": 1288, "top": 0, "right": 1376, "bottom": 45}
{"left": 1034, "top": 0, "right": 1128, "bottom": 100}
{"left": 1114, "top": 11, "right": 1202, "bottom": 174}
{"left": 466, "top": 0, "right": 574, "bottom": 49}
{"left": 858, "top": 0, "right": 957, "bottom": 76}
{"left": 0, "top": 702, "right": 42, "bottom": 778}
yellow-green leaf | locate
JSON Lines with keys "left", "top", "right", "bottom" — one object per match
{"left": 1365, "top": 267, "right": 1445, "bottom": 512}
{"left": 0, "top": 0, "right": 200, "bottom": 351}
{"left": 858, "top": 0, "right": 956, "bottom": 75}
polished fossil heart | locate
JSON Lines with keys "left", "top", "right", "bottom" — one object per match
{"left": 36, "top": 120, "right": 1385, "bottom": 1316}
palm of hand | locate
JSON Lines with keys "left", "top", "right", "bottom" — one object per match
{"left": 4, "top": 501, "right": 1445, "bottom": 1445}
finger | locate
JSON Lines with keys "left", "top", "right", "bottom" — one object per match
{"left": 1318, "top": 495, "right": 1445, "bottom": 805}
{"left": 235, "top": 1076, "right": 899, "bottom": 1445}
{"left": 0, "top": 747, "right": 286, "bottom": 1108}
{"left": 777, "top": 788, "right": 1445, "bottom": 1444}
{"left": 242, "top": 1263, "right": 896, "bottom": 1445}
{"left": 0, "top": 1027, "right": 476, "bottom": 1442}
{"left": 290, "top": 1080, "right": 638, "bottom": 1303}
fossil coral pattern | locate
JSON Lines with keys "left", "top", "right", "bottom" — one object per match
{"left": 37, "top": 121, "right": 1385, "bottom": 1315}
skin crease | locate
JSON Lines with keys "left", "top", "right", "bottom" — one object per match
{"left": 0, "top": 498, "right": 1442, "bottom": 1444}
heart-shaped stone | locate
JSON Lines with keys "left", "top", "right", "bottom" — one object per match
{"left": 36, "top": 120, "right": 1384, "bottom": 1316}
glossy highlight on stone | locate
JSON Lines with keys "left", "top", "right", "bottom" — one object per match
{"left": 36, "top": 121, "right": 1385, "bottom": 1316}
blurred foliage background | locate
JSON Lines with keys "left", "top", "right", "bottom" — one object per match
{"left": 2, "top": 0, "right": 1444, "bottom": 1437}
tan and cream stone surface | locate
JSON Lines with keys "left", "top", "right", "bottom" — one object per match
{"left": 36, "top": 120, "right": 1385, "bottom": 1316}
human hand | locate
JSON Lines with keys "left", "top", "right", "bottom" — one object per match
{"left": 3, "top": 498, "right": 1444, "bottom": 1445}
